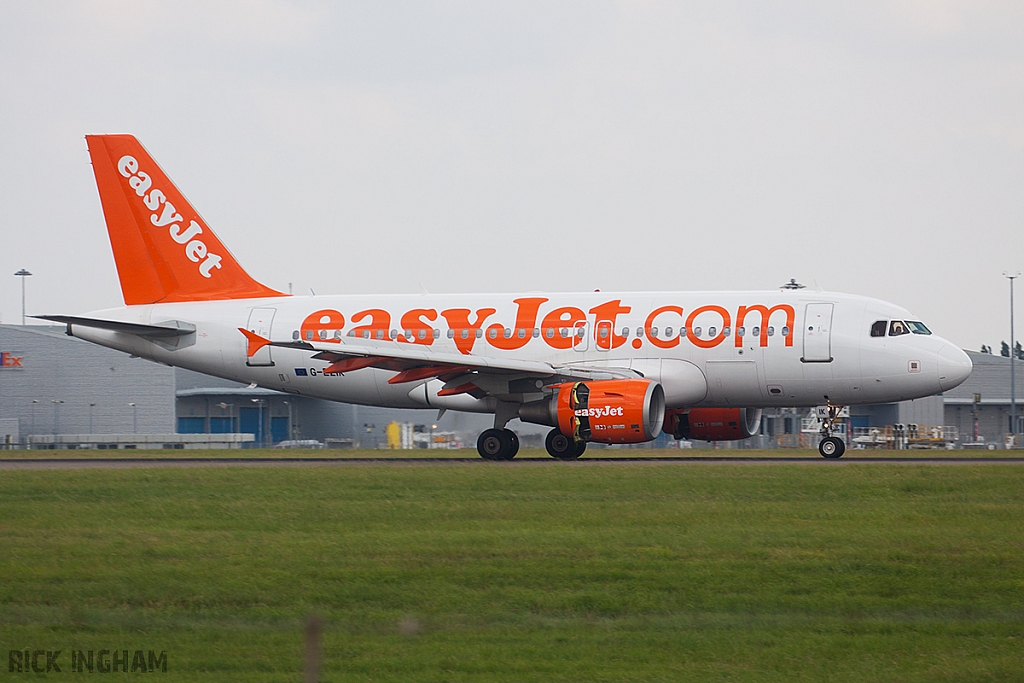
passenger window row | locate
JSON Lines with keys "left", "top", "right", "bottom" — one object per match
{"left": 291, "top": 323, "right": 794, "bottom": 343}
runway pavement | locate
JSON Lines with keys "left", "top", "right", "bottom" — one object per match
{"left": 3, "top": 456, "right": 1024, "bottom": 470}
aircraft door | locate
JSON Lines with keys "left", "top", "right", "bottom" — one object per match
{"left": 802, "top": 303, "right": 833, "bottom": 363}
{"left": 246, "top": 307, "right": 276, "bottom": 366}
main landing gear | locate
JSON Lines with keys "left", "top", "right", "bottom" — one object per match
{"left": 476, "top": 426, "right": 588, "bottom": 461}
{"left": 818, "top": 400, "right": 846, "bottom": 459}
{"left": 545, "top": 429, "right": 587, "bottom": 460}
{"left": 477, "top": 428, "right": 520, "bottom": 460}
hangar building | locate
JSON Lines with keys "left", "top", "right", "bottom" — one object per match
{"left": 0, "top": 324, "right": 495, "bottom": 448}
{"left": 0, "top": 324, "right": 174, "bottom": 440}
{"left": 941, "top": 351, "right": 1024, "bottom": 446}
{"left": 174, "top": 366, "right": 497, "bottom": 447}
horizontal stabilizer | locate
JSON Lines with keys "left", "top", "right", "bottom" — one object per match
{"left": 34, "top": 315, "right": 196, "bottom": 338}
{"left": 238, "top": 327, "right": 272, "bottom": 357}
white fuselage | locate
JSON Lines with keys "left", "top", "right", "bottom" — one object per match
{"left": 68, "top": 290, "right": 972, "bottom": 414}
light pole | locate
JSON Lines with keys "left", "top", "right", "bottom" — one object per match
{"left": 51, "top": 399, "right": 64, "bottom": 435}
{"left": 128, "top": 402, "right": 137, "bottom": 433}
{"left": 1005, "top": 272, "right": 1020, "bottom": 444}
{"left": 14, "top": 269, "right": 31, "bottom": 326}
{"left": 89, "top": 403, "right": 97, "bottom": 434}
{"left": 31, "top": 399, "right": 39, "bottom": 435}
{"left": 283, "top": 400, "right": 293, "bottom": 441}
{"left": 973, "top": 393, "right": 981, "bottom": 443}
{"left": 218, "top": 402, "right": 235, "bottom": 433}
{"left": 251, "top": 398, "right": 265, "bottom": 447}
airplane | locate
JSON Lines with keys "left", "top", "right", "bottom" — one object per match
{"left": 38, "top": 135, "right": 973, "bottom": 460}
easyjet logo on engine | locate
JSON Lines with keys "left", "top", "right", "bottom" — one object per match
{"left": 117, "top": 156, "right": 223, "bottom": 278}
{"left": 575, "top": 406, "right": 625, "bottom": 418}
{"left": 297, "top": 300, "right": 796, "bottom": 355}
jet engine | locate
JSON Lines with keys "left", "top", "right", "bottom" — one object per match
{"left": 664, "top": 407, "right": 762, "bottom": 441}
{"left": 519, "top": 379, "right": 665, "bottom": 444}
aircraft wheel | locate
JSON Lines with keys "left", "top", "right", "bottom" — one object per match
{"left": 546, "top": 429, "right": 582, "bottom": 460}
{"left": 503, "top": 429, "right": 520, "bottom": 460}
{"left": 478, "top": 429, "right": 506, "bottom": 460}
{"left": 819, "top": 436, "right": 845, "bottom": 459}
{"left": 574, "top": 440, "right": 587, "bottom": 458}
{"left": 478, "top": 429, "right": 518, "bottom": 460}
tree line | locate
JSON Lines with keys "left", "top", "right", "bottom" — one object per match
{"left": 979, "top": 341, "right": 1024, "bottom": 359}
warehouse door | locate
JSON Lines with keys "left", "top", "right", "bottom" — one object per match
{"left": 239, "top": 407, "right": 262, "bottom": 446}
{"left": 271, "top": 416, "right": 289, "bottom": 444}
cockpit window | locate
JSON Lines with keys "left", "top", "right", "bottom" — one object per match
{"left": 870, "top": 320, "right": 887, "bottom": 337}
{"left": 889, "top": 320, "right": 910, "bottom": 336}
{"left": 906, "top": 321, "right": 931, "bottom": 335}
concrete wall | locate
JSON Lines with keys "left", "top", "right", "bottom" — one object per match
{"left": 0, "top": 418, "right": 19, "bottom": 446}
{"left": 945, "top": 403, "right": 1022, "bottom": 446}
{"left": 897, "top": 395, "right": 944, "bottom": 426}
{"left": 942, "top": 351, "right": 1024, "bottom": 446}
{"left": 850, "top": 403, "right": 899, "bottom": 428}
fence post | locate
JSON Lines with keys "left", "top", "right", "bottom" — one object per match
{"left": 304, "top": 615, "right": 321, "bottom": 683}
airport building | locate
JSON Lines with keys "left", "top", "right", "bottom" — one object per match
{"left": 1, "top": 325, "right": 1019, "bottom": 449}
{"left": 941, "top": 351, "right": 1024, "bottom": 447}
{"left": 174, "top": 365, "right": 498, "bottom": 447}
{"left": 0, "top": 324, "right": 174, "bottom": 444}
{"left": 0, "top": 324, "right": 497, "bottom": 449}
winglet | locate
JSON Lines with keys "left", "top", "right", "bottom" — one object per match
{"left": 239, "top": 328, "right": 271, "bottom": 357}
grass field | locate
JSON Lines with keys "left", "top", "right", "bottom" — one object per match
{"left": 1, "top": 464, "right": 1022, "bottom": 681}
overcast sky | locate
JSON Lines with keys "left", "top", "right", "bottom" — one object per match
{"left": 1, "top": 1, "right": 1022, "bottom": 352}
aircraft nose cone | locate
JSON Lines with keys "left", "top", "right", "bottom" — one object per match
{"left": 937, "top": 344, "right": 972, "bottom": 391}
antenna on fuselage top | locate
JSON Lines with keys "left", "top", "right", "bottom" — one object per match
{"left": 780, "top": 278, "right": 806, "bottom": 290}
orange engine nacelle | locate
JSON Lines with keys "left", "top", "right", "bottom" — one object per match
{"left": 518, "top": 379, "right": 665, "bottom": 444}
{"left": 664, "top": 407, "right": 762, "bottom": 441}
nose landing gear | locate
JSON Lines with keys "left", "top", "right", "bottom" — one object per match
{"left": 818, "top": 401, "right": 846, "bottom": 459}
{"left": 819, "top": 436, "right": 845, "bottom": 458}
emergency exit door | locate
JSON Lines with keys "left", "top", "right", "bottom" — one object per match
{"left": 802, "top": 303, "right": 833, "bottom": 363}
{"left": 246, "top": 308, "right": 276, "bottom": 366}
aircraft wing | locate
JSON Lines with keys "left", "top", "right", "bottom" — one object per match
{"left": 239, "top": 328, "right": 637, "bottom": 391}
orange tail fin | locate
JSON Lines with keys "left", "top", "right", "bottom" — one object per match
{"left": 86, "top": 135, "right": 284, "bottom": 304}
